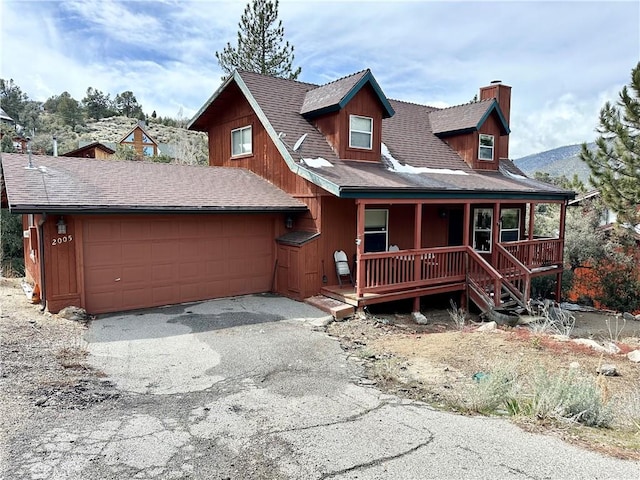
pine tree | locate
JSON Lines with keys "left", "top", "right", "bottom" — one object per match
{"left": 215, "top": 0, "right": 301, "bottom": 80}
{"left": 581, "top": 61, "right": 640, "bottom": 224}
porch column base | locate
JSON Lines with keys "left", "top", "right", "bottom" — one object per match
{"left": 413, "top": 296, "right": 421, "bottom": 313}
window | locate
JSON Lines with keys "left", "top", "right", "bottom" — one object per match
{"left": 473, "top": 208, "right": 493, "bottom": 252}
{"left": 478, "top": 134, "right": 494, "bottom": 161}
{"left": 500, "top": 208, "right": 520, "bottom": 242}
{"left": 231, "top": 125, "right": 252, "bottom": 156}
{"left": 349, "top": 115, "right": 373, "bottom": 149}
{"left": 124, "top": 133, "right": 135, "bottom": 142}
{"left": 142, "top": 145, "right": 154, "bottom": 157}
{"left": 364, "top": 209, "right": 388, "bottom": 252}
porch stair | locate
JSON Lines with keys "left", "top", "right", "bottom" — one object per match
{"left": 305, "top": 295, "right": 355, "bottom": 320}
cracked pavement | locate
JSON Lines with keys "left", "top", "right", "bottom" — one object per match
{"left": 4, "top": 294, "right": 640, "bottom": 479}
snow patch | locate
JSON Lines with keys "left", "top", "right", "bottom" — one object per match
{"left": 381, "top": 143, "right": 468, "bottom": 175}
{"left": 502, "top": 168, "right": 528, "bottom": 180}
{"left": 302, "top": 157, "right": 333, "bottom": 168}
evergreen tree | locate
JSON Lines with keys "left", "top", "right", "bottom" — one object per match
{"left": 216, "top": 0, "right": 301, "bottom": 79}
{"left": 0, "top": 78, "right": 28, "bottom": 120}
{"left": 114, "top": 91, "right": 143, "bottom": 118}
{"left": 581, "top": 61, "right": 640, "bottom": 224}
{"left": 83, "top": 87, "right": 115, "bottom": 120}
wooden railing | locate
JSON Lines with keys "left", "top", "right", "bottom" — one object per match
{"left": 360, "top": 246, "right": 466, "bottom": 294}
{"left": 495, "top": 243, "right": 530, "bottom": 304}
{"left": 501, "top": 238, "right": 563, "bottom": 270}
{"left": 466, "top": 247, "right": 502, "bottom": 307}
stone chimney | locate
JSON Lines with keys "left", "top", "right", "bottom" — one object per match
{"left": 479, "top": 80, "right": 511, "bottom": 159}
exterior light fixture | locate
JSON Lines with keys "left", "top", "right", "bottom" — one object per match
{"left": 57, "top": 217, "right": 67, "bottom": 234}
{"left": 285, "top": 216, "right": 293, "bottom": 229}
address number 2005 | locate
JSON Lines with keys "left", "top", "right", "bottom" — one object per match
{"left": 52, "top": 235, "right": 73, "bottom": 246}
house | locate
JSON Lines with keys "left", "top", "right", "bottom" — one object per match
{"left": 62, "top": 142, "right": 115, "bottom": 159}
{"left": 1, "top": 69, "right": 574, "bottom": 316}
{"left": 118, "top": 120, "right": 160, "bottom": 158}
{"left": 188, "top": 69, "right": 574, "bottom": 313}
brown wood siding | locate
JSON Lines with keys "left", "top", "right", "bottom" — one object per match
{"left": 313, "top": 84, "right": 383, "bottom": 162}
{"left": 80, "top": 213, "right": 278, "bottom": 314}
{"left": 43, "top": 216, "right": 81, "bottom": 312}
{"left": 320, "top": 196, "right": 357, "bottom": 286}
{"left": 207, "top": 84, "right": 320, "bottom": 199}
{"left": 480, "top": 83, "right": 511, "bottom": 158}
{"left": 95, "top": 149, "right": 113, "bottom": 160}
{"left": 477, "top": 115, "right": 502, "bottom": 170}
{"left": 22, "top": 215, "right": 40, "bottom": 286}
{"left": 276, "top": 239, "right": 320, "bottom": 300}
{"left": 444, "top": 132, "right": 476, "bottom": 168}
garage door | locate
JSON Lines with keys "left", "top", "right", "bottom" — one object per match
{"left": 83, "top": 214, "right": 275, "bottom": 314}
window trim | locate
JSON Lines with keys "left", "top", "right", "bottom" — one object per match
{"left": 231, "top": 125, "right": 253, "bottom": 157}
{"left": 349, "top": 115, "right": 373, "bottom": 150}
{"left": 478, "top": 133, "right": 494, "bottom": 161}
{"left": 499, "top": 208, "right": 520, "bottom": 242}
{"left": 473, "top": 208, "right": 493, "bottom": 253}
{"left": 364, "top": 208, "right": 388, "bottom": 252}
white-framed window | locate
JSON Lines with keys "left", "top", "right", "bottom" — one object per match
{"left": 473, "top": 208, "right": 493, "bottom": 252}
{"left": 231, "top": 125, "right": 252, "bottom": 156}
{"left": 364, "top": 209, "right": 388, "bottom": 252}
{"left": 478, "top": 134, "right": 494, "bottom": 161}
{"left": 500, "top": 208, "right": 520, "bottom": 242}
{"left": 349, "top": 115, "right": 373, "bottom": 150}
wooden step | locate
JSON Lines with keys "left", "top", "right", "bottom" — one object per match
{"left": 305, "top": 295, "right": 355, "bottom": 320}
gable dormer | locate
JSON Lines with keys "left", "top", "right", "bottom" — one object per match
{"left": 429, "top": 83, "right": 511, "bottom": 171}
{"left": 300, "top": 70, "right": 394, "bottom": 162}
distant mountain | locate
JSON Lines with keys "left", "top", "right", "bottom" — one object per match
{"left": 514, "top": 143, "right": 596, "bottom": 183}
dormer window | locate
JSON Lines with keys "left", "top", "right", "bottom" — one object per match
{"left": 349, "top": 115, "right": 373, "bottom": 150}
{"left": 231, "top": 125, "right": 252, "bottom": 156}
{"left": 479, "top": 134, "right": 494, "bottom": 161}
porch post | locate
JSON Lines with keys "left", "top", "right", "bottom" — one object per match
{"left": 463, "top": 202, "right": 470, "bottom": 246}
{"left": 413, "top": 202, "right": 423, "bottom": 312}
{"left": 528, "top": 202, "right": 536, "bottom": 241}
{"left": 356, "top": 200, "right": 366, "bottom": 298}
{"left": 492, "top": 202, "right": 500, "bottom": 264}
{"left": 556, "top": 201, "right": 567, "bottom": 302}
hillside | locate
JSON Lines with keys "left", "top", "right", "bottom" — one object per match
{"left": 514, "top": 143, "right": 595, "bottom": 183}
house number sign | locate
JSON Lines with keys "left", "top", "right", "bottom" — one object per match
{"left": 51, "top": 235, "right": 73, "bottom": 246}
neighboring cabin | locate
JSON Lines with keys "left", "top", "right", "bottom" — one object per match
{"left": 1, "top": 69, "right": 574, "bottom": 315}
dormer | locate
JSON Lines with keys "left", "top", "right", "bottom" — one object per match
{"left": 429, "top": 82, "right": 511, "bottom": 171}
{"left": 300, "top": 70, "right": 394, "bottom": 162}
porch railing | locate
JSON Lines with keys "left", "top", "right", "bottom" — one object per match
{"left": 360, "top": 246, "right": 466, "bottom": 294}
{"left": 495, "top": 243, "right": 530, "bottom": 304}
{"left": 466, "top": 247, "right": 502, "bottom": 308}
{"left": 501, "top": 238, "right": 563, "bottom": 270}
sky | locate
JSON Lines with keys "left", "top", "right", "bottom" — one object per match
{"left": 1, "top": 0, "right": 639, "bottom": 159}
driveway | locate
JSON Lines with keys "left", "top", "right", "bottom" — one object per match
{"left": 9, "top": 294, "right": 640, "bottom": 479}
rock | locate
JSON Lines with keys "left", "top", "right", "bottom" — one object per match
{"left": 622, "top": 312, "right": 635, "bottom": 322}
{"left": 627, "top": 350, "right": 640, "bottom": 363}
{"left": 477, "top": 321, "right": 497, "bottom": 332}
{"left": 596, "top": 364, "right": 618, "bottom": 376}
{"left": 635, "top": 314, "right": 640, "bottom": 322}
{"left": 569, "top": 362, "right": 580, "bottom": 370}
{"left": 57, "top": 306, "right": 89, "bottom": 322}
{"left": 308, "top": 316, "right": 333, "bottom": 328}
{"left": 412, "top": 312, "right": 428, "bottom": 325}
{"left": 572, "top": 338, "right": 609, "bottom": 353}
{"left": 603, "top": 342, "right": 621, "bottom": 355}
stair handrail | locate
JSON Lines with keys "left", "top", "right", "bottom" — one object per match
{"left": 495, "top": 243, "right": 531, "bottom": 304}
{"left": 466, "top": 246, "right": 502, "bottom": 307}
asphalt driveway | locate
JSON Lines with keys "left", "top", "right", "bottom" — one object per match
{"left": 10, "top": 294, "right": 640, "bottom": 479}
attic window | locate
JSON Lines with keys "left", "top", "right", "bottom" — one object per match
{"left": 479, "top": 134, "right": 494, "bottom": 161}
{"left": 349, "top": 115, "right": 373, "bottom": 150}
{"left": 231, "top": 125, "right": 252, "bottom": 156}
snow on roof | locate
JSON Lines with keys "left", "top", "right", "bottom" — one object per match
{"left": 381, "top": 143, "right": 468, "bottom": 176}
{"left": 302, "top": 157, "right": 333, "bottom": 168}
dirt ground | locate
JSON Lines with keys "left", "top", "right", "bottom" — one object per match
{"left": 327, "top": 304, "right": 640, "bottom": 460}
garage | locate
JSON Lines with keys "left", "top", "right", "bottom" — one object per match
{"left": 83, "top": 214, "right": 277, "bottom": 314}
{"left": 1, "top": 153, "right": 306, "bottom": 315}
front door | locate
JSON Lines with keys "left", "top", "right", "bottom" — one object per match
{"left": 447, "top": 208, "right": 464, "bottom": 246}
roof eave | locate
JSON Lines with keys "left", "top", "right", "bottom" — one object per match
{"left": 477, "top": 100, "right": 511, "bottom": 134}
{"left": 187, "top": 72, "right": 237, "bottom": 131}
{"left": 6, "top": 204, "right": 308, "bottom": 215}
{"left": 342, "top": 71, "right": 395, "bottom": 118}
{"left": 337, "top": 187, "right": 574, "bottom": 201}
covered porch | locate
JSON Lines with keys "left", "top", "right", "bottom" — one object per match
{"left": 321, "top": 197, "right": 567, "bottom": 312}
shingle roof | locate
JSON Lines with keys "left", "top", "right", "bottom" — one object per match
{"left": 62, "top": 142, "right": 115, "bottom": 157}
{"left": 300, "top": 69, "right": 394, "bottom": 118}
{"left": 190, "top": 70, "right": 573, "bottom": 201}
{"left": 429, "top": 99, "right": 509, "bottom": 135}
{"left": 1, "top": 153, "right": 306, "bottom": 213}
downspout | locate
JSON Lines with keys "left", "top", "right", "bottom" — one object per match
{"left": 37, "top": 213, "right": 47, "bottom": 311}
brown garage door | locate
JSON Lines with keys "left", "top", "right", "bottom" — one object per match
{"left": 83, "top": 214, "right": 275, "bottom": 314}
